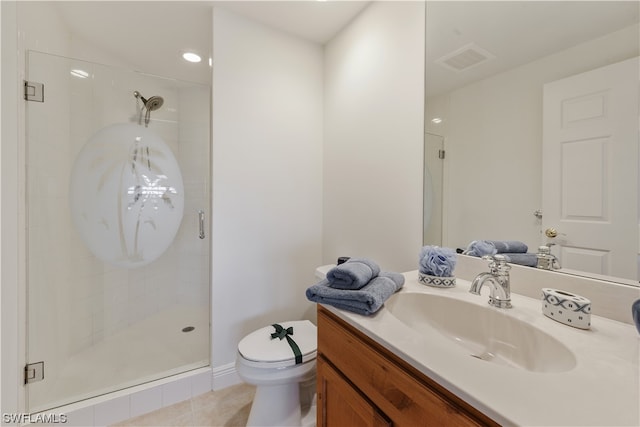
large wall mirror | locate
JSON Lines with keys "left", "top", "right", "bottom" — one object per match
{"left": 424, "top": 1, "right": 639, "bottom": 285}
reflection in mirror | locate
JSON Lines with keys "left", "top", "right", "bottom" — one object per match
{"left": 424, "top": 1, "right": 639, "bottom": 284}
{"left": 424, "top": 132, "right": 444, "bottom": 246}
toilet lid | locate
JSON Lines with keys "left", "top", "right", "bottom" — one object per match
{"left": 238, "top": 320, "right": 317, "bottom": 366}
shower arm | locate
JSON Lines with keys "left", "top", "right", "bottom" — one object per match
{"left": 133, "top": 90, "right": 148, "bottom": 105}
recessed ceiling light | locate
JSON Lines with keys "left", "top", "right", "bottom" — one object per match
{"left": 182, "top": 52, "right": 201, "bottom": 63}
{"left": 70, "top": 69, "right": 89, "bottom": 79}
{"left": 431, "top": 117, "right": 443, "bottom": 124}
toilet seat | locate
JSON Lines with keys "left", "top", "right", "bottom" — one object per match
{"left": 238, "top": 320, "right": 317, "bottom": 369}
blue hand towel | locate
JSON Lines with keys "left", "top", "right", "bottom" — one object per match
{"left": 502, "top": 253, "right": 538, "bottom": 267}
{"left": 464, "top": 240, "right": 528, "bottom": 257}
{"left": 306, "top": 272, "right": 404, "bottom": 316}
{"left": 489, "top": 240, "right": 528, "bottom": 254}
{"left": 463, "top": 240, "right": 497, "bottom": 257}
{"left": 326, "top": 258, "right": 381, "bottom": 290}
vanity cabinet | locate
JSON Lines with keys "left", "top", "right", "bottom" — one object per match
{"left": 316, "top": 306, "right": 498, "bottom": 427}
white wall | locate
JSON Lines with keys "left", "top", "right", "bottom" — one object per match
{"left": 1, "top": 1, "right": 73, "bottom": 414}
{"left": 211, "top": 7, "right": 324, "bottom": 368}
{"left": 323, "top": 1, "right": 425, "bottom": 272}
{"left": 1, "top": 0, "right": 21, "bottom": 416}
{"left": 428, "top": 24, "right": 640, "bottom": 252}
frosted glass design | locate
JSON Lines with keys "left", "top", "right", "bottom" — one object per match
{"left": 70, "top": 123, "right": 184, "bottom": 267}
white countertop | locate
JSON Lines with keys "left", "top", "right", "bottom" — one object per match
{"left": 322, "top": 270, "right": 640, "bottom": 427}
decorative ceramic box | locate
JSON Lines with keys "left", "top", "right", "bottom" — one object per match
{"left": 418, "top": 272, "right": 456, "bottom": 288}
{"left": 542, "top": 288, "right": 591, "bottom": 329}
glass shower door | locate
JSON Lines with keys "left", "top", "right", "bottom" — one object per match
{"left": 25, "top": 51, "right": 211, "bottom": 412}
{"left": 424, "top": 132, "right": 444, "bottom": 246}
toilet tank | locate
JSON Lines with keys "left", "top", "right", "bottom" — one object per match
{"left": 304, "top": 265, "right": 336, "bottom": 325}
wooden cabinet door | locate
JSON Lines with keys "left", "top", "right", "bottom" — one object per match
{"left": 317, "top": 356, "right": 391, "bottom": 427}
{"left": 317, "top": 306, "right": 498, "bottom": 427}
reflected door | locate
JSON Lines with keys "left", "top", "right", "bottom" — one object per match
{"left": 542, "top": 57, "right": 639, "bottom": 281}
{"left": 24, "top": 51, "right": 211, "bottom": 411}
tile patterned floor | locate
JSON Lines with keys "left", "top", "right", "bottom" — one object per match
{"left": 113, "top": 383, "right": 256, "bottom": 427}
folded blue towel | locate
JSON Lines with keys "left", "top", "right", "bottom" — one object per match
{"left": 489, "top": 240, "right": 528, "bottom": 254}
{"left": 463, "top": 240, "right": 497, "bottom": 257}
{"left": 326, "top": 258, "right": 380, "bottom": 290}
{"left": 502, "top": 253, "right": 538, "bottom": 267}
{"left": 306, "top": 272, "right": 404, "bottom": 315}
{"left": 464, "top": 240, "right": 528, "bottom": 257}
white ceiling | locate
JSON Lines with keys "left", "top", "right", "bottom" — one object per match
{"left": 53, "top": 1, "right": 639, "bottom": 91}
{"left": 426, "top": 1, "right": 639, "bottom": 97}
{"left": 54, "top": 1, "right": 369, "bottom": 85}
{"left": 214, "top": 1, "right": 370, "bottom": 44}
{"left": 55, "top": 1, "right": 215, "bottom": 84}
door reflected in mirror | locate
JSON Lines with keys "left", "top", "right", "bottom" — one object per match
{"left": 424, "top": 1, "right": 639, "bottom": 284}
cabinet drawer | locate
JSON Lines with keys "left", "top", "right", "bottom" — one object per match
{"left": 318, "top": 307, "right": 497, "bottom": 427}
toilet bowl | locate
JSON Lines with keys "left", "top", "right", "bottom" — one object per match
{"left": 236, "top": 320, "right": 317, "bottom": 427}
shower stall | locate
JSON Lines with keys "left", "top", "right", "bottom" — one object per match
{"left": 24, "top": 51, "right": 211, "bottom": 412}
{"left": 423, "top": 132, "right": 444, "bottom": 246}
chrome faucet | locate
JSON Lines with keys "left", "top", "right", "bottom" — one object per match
{"left": 469, "top": 255, "right": 512, "bottom": 309}
{"left": 536, "top": 245, "right": 561, "bottom": 270}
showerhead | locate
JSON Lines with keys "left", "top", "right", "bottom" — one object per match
{"left": 133, "top": 91, "right": 164, "bottom": 127}
{"left": 133, "top": 91, "right": 164, "bottom": 111}
{"left": 144, "top": 96, "right": 164, "bottom": 111}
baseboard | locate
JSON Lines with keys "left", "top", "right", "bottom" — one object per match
{"left": 212, "top": 362, "right": 242, "bottom": 391}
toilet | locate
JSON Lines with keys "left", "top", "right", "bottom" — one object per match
{"left": 236, "top": 320, "right": 318, "bottom": 427}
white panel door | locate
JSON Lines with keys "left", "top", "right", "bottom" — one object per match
{"left": 542, "top": 57, "right": 639, "bottom": 281}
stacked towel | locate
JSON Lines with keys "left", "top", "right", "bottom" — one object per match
{"left": 306, "top": 272, "right": 405, "bottom": 316}
{"left": 502, "top": 253, "right": 538, "bottom": 267}
{"left": 462, "top": 240, "right": 496, "bottom": 257}
{"left": 326, "top": 258, "right": 380, "bottom": 290}
{"left": 490, "top": 240, "right": 528, "bottom": 253}
{"left": 463, "top": 240, "right": 528, "bottom": 258}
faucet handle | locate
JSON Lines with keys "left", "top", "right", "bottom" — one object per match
{"left": 484, "top": 254, "right": 511, "bottom": 274}
{"left": 480, "top": 254, "right": 498, "bottom": 270}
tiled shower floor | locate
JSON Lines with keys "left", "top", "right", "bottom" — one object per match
{"left": 30, "top": 305, "right": 209, "bottom": 412}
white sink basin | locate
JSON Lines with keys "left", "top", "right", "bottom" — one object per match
{"left": 386, "top": 293, "right": 576, "bottom": 373}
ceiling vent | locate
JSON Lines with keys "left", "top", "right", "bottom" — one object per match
{"left": 435, "top": 43, "right": 495, "bottom": 73}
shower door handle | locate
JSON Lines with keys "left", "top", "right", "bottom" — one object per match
{"left": 198, "top": 210, "right": 205, "bottom": 239}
